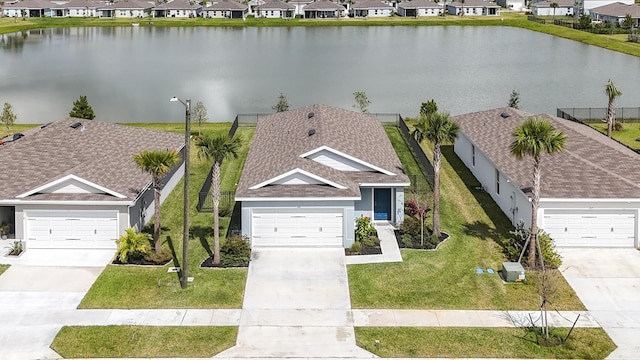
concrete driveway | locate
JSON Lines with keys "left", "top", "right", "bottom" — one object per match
{"left": 217, "top": 247, "right": 375, "bottom": 358}
{"left": 559, "top": 248, "right": 640, "bottom": 359}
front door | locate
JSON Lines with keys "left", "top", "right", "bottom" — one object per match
{"left": 374, "top": 188, "right": 391, "bottom": 221}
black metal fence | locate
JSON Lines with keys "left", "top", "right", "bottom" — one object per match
{"left": 398, "top": 116, "right": 435, "bottom": 186}
{"left": 557, "top": 107, "right": 640, "bottom": 123}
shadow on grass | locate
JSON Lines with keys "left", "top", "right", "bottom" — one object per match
{"left": 190, "top": 225, "right": 213, "bottom": 256}
{"left": 462, "top": 220, "right": 503, "bottom": 241}
{"left": 225, "top": 202, "right": 242, "bottom": 238}
{"left": 441, "top": 145, "right": 513, "bottom": 240}
{"left": 165, "top": 236, "right": 182, "bottom": 282}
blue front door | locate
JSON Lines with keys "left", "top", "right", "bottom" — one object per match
{"left": 374, "top": 188, "right": 391, "bottom": 221}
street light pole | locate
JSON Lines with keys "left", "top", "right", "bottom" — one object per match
{"left": 170, "top": 96, "right": 191, "bottom": 289}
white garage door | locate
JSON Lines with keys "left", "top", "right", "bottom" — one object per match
{"left": 26, "top": 211, "right": 118, "bottom": 249}
{"left": 252, "top": 208, "right": 343, "bottom": 247}
{"left": 543, "top": 210, "right": 636, "bottom": 247}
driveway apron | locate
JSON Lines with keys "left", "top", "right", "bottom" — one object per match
{"left": 216, "top": 248, "right": 375, "bottom": 358}
{"left": 559, "top": 248, "right": 640, "bottom": 360}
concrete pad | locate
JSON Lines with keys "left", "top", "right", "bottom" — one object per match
{"left": 345, "top": 223, "right": 403, "bottom": 265}
{"left": 2, "top": 248, "right": 115, "bottom": 267}
{"left": 603, "top": 327, "right": 640, "bottom": 359}
{"left": 182, "top": 309, "right": 215, "bottom": 325}
{"left": 242, "top": 248, "right": 350, "bottom": 310}
{"left": 211, "top": 309, "right": 243, "bottom": 326}
{"left": 0, "top": 265, "right": 103, "bottom": 292}
{"left": 239, "top": 309, "right": 352, "bottom": 327}
{"left": 435, "top": 310, "right": 486, "bottom": 326}
{"left": 0, "top": 291, "right": 85, "bottom": 310}
{"left": 0, "top": 325, "right": 62, "bottom": 360}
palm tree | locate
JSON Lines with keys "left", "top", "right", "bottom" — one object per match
{"left": 604, "top": 79, "right": 622, "bottom": 138}
{"left": 195, "top": 134, "right": 242, "bottom": 265}
{"left": 510, "top": 117, "right": 566, "bottom": 268}
{"left": 132, "top": 149, "right": 181, "bottom": 253}
{"left": 550, "top": 2, "right": 558, "bottom": 21}
{"left": 411, "top": 112, "right": 459, "bottom": 238}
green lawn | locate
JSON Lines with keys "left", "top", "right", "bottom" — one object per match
{"left": 51, "top": 325, "right": 237, "bottom": 358}
{"left": 0, "top": 264, "right": 9, "bottom": 276}
{"left": 79, "top": 124, "right": 254, "bottom": 309}
{"left": 348, "top": 125, "right": 585, "bottom": 310}
{"left": 0, "top": 123, "right": 41, "bottom": 139}
{"left": 588, "top": 122, "right": 640, "bottom": 151}
{"left": 356, "top": 327, "right": 616, "bottom": 359}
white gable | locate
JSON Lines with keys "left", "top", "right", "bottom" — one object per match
{"left": 306, "top": 149, "right": 376, "bottom": 172}
{"left": 16, "top": 174, "right": 127, "bottom": 199}
{"left": 249, "top": 168, "right": 347, "bottom": 190}
{"left": 271, "top": 172, "right": 325, "bottom": 185}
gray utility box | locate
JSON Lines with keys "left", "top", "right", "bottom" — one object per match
{"left": 502, "top": 262, "right": 526, "bottom": 282}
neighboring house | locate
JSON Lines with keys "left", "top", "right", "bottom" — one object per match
{"left": 447, "top": 0, "right": 500, "bottom": 15}
{"left": 98, "top": 0, "right": 153, "bottom": 18}
{"left": 235, "top": 105, "right": 409, "bottom": 248}
{"left": 590, "top": 2, "right": 640, "bottom": 25}
{"left": 2, "top": 0, "right": 52, "bottom": 17}
{"left": 351, "top": 0, "right": 394, "bottom": 17}
{"left": 201, "top": 0, "right": 249, "bottom": 19}
{"left": 581, "top": 0, "right": 633, "bottom": 14}
{"left": 64, "top": 0, "right": 101, "bottom": 18}
{"left": 397, "top": 0, "right": 444, "bottom": 17}
{"left": 290, "top": 0, "right": 315, "bottom": 16}
{"left": 495, "top": 0, "right": 525, "bottom": 12}
{"left": 255, "top": 0, "right": 295, "bottom": 18}
{"left": 0, "top": 118, "right": 185, "bottom": 250}
{"left": 153, "top": 0, "right": 202, "bottom": 18}
{"left": 453, "top": 107, "right": 640, "bottom": 248}
{"left": 531, "top": 0, "right": 575, "bottom": 16}
{"left": 303, "top": 0, "right": 345, "bottom": 18}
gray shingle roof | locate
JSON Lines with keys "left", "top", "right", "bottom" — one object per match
{"left": 236, "top": 104, "right": 409, "bottom": 200}
{"left": 531, "top": 0, "right": 575, "bottom": 8}
{"left": 449, "top": 0, "right": 500, "bottom": 7}
{"left": 304, "top": 0, "right": 343, "bottom": 10}
{"left": 257, "top": 0, "right": 295, "bottom": 10}
{"left": 352, "top": 0, "right": 394, "bottom": 10}
{"left": 591, "top": 2, "right": 640, "bottom": 17}
{"left": 398, "top": 0, "right": 443, "bottom": 10}
{"left": 453, "top": 107, "right": 640, "bottom": 199}
{"left": 206, "top": 0, "right": 248, "bottom": 10}
{"left": 0, "top": 118, "right": 184, "bottom": 203}
{"left": 155, "top": 0, "right": 203, "bottom": 10}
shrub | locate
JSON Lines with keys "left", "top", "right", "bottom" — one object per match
{"left": 221, "top": 235, "right": 251, "bottom": 267}
{"left": 613, "top": 121, "right": 624, "bottom": 131}
{"left": 399, "top": 216, "right": 422, "bottom": 238}
{"left": 355, "top": 216, "right": 375, "bottom": 243}
{"left": 405, "top": 198, "right": 420, "bottom": 217}
{"left": 503, "top": 223, "right": 562, "bottom": 268}
{"left": 362, "top": 235, "right": 380, "bottom": 247}
{"left": 349, "top": 241, "right": 362, "bottom": 254}
{"left": 539, "top": 230, "right": 562, "bottom": 269}
{"left": 116, "top": 228, "right": 152, "bottom": 263}
{"left": 143, "top": 250, "right": 172, "bottom": 265}
{"left": 401, "top": 233, "right": 414, "bottom": 248}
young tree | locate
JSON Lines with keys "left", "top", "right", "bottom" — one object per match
{"left": 1, "top": 102, "right": 17, "bottom": 130}
{"left": 621, "top": 13, "right": 633, "bottom": 31}
{"left": 419, "top": 99, "right": 438, "bottom": 118}
{"left": 132, "top": 149, "right": 181, "bottom": 254}
{"left": 272, "top": 92, "right": 290, "bottom": 113}
{"left": 69, "top": 95, "right": 96, "bottom": 120}
{"left": 195, "top": 134, "right": 242, "bottom": 265}
{"left": 604, "top": 79, "right": 622, "bottom": 138}
{"left": 353, "top": 91, "right": 371, "bottom": 113}
{"left": 550, "top": 2, "right": 558, "bottom": 21}
{"left": 411, "top": 112, "right": 459, "bottom": 238}
{"left": 508, "top": 90, "right": 520, "bottom": 109}
{"left": 192, "top": 100, "right": 208, "bottom": 136}
{"left": 510, "top": 117, "right": 566, "bottom": 268}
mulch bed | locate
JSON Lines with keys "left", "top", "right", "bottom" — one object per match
{"left": 200, "top": 256, "right": 249, "bottom": 268}
{"left": 394, "top": 230, "right": 449, "bottom": 250}
{"left": 345, "top": 244, "right": 382, "bottom": 256}
{"left": 112, "top": 257, "right": 172, "bottom": 266}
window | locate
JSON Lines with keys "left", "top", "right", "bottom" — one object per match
{"left": 472, "top": 145, "right": 475, "bottom": 166}
{"left": 495, "top": 168, "right": 500, "bottom": 195}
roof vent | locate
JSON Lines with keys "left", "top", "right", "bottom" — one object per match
{"left": 40, "top": 122, "right": 52, "bottom": 129}
{"left": 500, "top": 112, "right": 510, "bottom": 119}
{"left": 70, "top": 122, "right": 82, "bottom": 129}
{"left": 307, "top": 112, "right": 314, "bottom": 119}
{"left": 308, "top": 129, "right": 316, "bottom": 137}
{"left": 12, "top": 133, "right": 24, "bottom": 141}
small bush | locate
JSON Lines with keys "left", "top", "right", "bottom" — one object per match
{"left": 349, "top": 241, "right": 362, "bottom": 254}
{"left": 613, "top": 122, "right": 624, "bottom": 131}
{"left": 401, "top": 234, "right": 413, "bottom": 248}
{"left": 539, "top": 230, "right": 562, "bottom": 269}
{"left": 399, "top": 216, "right": 422, "bottom": 238}
{"left": 221, "top": 235, "right": 251, "bottom": 267}
{"left": 143, "top": 250, "right": 172, "bottom": 265}
{"left": 362, "top": 235, "right": 380, "bottom": 247}
{"left": 503, "top": 223, "right": 562, "bottom": 268}
{"left": 355, "top": 216, "right": 375, "bottom": 243}
{"left": 116, "top": 228, "right": 152, "bottom": 263}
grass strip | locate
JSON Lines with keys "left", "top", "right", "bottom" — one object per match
{"left": 0, "top": 264, "right": 9, "bottom": 276}
{"left": 588, "top": 122, "right": 640, "bottom": 151}
{"left": 356, "top": 327, "right": 616, "bottom": 359}
{"left": 51, "top": 325, "right": 237, "bottom": 358}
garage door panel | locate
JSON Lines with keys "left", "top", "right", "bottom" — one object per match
{"left": 543, "top": 210, "right": 635, "bottom": 248}
{"left": 26, "top": 211, "right": 118, "bottom": 249}
{"left": 252, "top": 208, "right": 343, "bottom": 247}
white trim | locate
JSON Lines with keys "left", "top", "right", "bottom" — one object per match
{"left": 16, "top": 174, "right": 127, "bottom": 199}
{"left": 235, "top": 196, "right": 360, "bottom": 202}
{"left": 249, "top": 168, "right": 347, "bottom": 190}
{"left": 299, "top": 145, "right": 395, "bottom": 176}
{"left": 360, "top": 182, "right": 411, "bottom": 187}
{"left": 540, "top": 198, "right": 640, "bottom": 203}
{"left": 0, "top": 200, "right": 133, "bottom": 206}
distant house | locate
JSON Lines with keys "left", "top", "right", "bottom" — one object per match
{"left": 590, "top": 2, "right": 640, "bottom": 25}
{"left": 397, "top": 0, "right": 444, "bottom": 17}
{"left": 350, "top": 0, "right": 394, "bottom": 17}
{"left": 64, "top": 0, "right": 101, "bottom": 18}
{"left": 531, "top": 0, "right": 575, "bottom": 16}
{"left": 290, "top": 0, "right": 315, "bottom": 16}
{"left": 97, "top": 0, "right": 153, "bottom": 18}
{"left": 153, "top": 0, "right": 202, "bottom": 18}
{"left": 581, "top": 0, "right": 634, "bottom": 14}
{"left": 447, "top": 0, "right": 500, "bottom": 15}
{"left": 202, "top": 0, "right": 249, "bottom": 18}
{"left": 495, "top": 0, "right": 525, "bottom": 12}
{"left": 256, "top": 0, "right": 295, "bottom": 18}
{"left": 303, "top": 0, "right": 345, "bottom": 18}
{"left": 2, "top": 0, "right": 52, "bottom": 17}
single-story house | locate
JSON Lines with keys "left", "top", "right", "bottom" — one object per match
{"left": 255, "top": 0, "right": 295, "bottom": 18}
{"left": 447, "top": 0, "right": 500, "bottom": 15}
{"left": 350, "top": 0, "right": 394, "bottom": 17}
{"left": 290, "top": 0, "right": 315, "bottom": 16}
{"left": 453, "top": 107, "right": 640, "bottom": 248}
{"left": 590, "top": 2, "right": 640, "bottom": 26}
{"left": 235, "top": 104, "right": 409, "bottom": 248}
{"left": 495, "top": 0, "right": 525, "bottom": 12}
{"left": 581, "top": 0, "right": 633, "bottom": 14}
{"left": 202, "top": 0, "right": 249, "bottom": 19}
{"left": 62, "top": 0, "right": 101, "bottom": 18}
{"left": 153, "top": 0, "right": 202, "bottom": 18}
{"left": 0, "top": 118, "right": 185, "bottom": 250}
{"left": 397, "top": 0, "right": 444, "bottom": 17}
{"left": 2, "top": 0, "right": 52, "bottom": 17}
{"left": 303, "top": 0, "right": 345, "bottom": 18}
{"left": 531, "top": 0, "right": 575, "bottom": 16}
{"left": 97, "top": 0, "right": 153, "bottom": 18}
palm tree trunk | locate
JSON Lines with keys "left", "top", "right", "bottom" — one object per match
{"left": 607, "top": 98, "right": 615, "bottom": 138}
{"left": 153, "top": 181, "right": 161, "bottom": 254}
{"left": 212, "top": 161, "right": 221, "bottom": 264}
{"left": 433, "top": 143, "right": 442, "bottom": 238}
{"left": 528, "top": 157, "right": 541, "bottom": 268}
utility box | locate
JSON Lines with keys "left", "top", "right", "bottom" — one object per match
{"left": 502, "top": 262, "right": 526, "bottom": 282}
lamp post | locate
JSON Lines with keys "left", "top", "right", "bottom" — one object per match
{"left": 170, "top": 96, "right": 191, "bottom": 289}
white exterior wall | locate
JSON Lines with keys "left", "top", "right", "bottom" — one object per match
{"left": 241, "top": 200, "right": 355, "bottom": 247}
{"left": 165, "top": 9, "right": 198, "bottom": 17}
{"left": 69, "top": 8, "right": 98, "bottom": 17}
{"left": 367, "top": 8, "right": 392, "bottom": 17}
{"left": 3, "top": 9, "right": 23, "bottom": 17}
{"left": 533, "top": 6, "right": 573, "bottom": 16}
{"left": 258, "top": 9, "right": 290, "bottom": 18}
{"left": 395, "top": 186, "right": 405, "bottom": 224}
{"left": 203, "top": 10, "right": 227, "bottom": 18}
{"left": 115, "top": 9, "right": 149, "bottom": 18}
